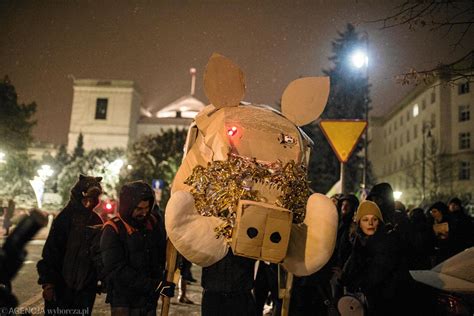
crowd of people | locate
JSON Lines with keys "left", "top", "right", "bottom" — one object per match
{"left": 257, "top": 182, "right": 474, "bottom": 316}
{"left": 18, "top": 174, "right": 472, "bottom": 316}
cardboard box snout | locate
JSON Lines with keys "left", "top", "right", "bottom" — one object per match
{"left": 231, "top": 200, "right": 293, "bottom": 263}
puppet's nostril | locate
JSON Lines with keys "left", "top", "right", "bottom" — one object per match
{"left": 270, "top": 232, "right": 281, "bottom": 243}
{"left": 247, "top": 227, "right": 258, "bottom": 238}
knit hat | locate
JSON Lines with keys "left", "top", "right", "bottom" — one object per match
{"left": 355, "top": 200, "right": 384, "bottom": 223}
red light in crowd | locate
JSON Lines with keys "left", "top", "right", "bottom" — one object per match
{"left": 105, "top": 203, "right": 113, "bottom": 210}
{"left": 227, "top": 126, "right": 238, "bottom": 136}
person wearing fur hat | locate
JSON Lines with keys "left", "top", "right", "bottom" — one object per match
{"left": 100, "top": 181, "right": 175, "bottom": 316}
{"left": 340, "top": 201, "right": 415, "bottom": 316}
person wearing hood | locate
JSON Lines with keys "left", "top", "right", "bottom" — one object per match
{"left": 37, "top": 174, "right": 104, "bottom": 316}
{"left": 339, "top": 201, "right": 415, "bottom": 316}
{"left": 100, "top": 180, "right": 175, "bottom": 316}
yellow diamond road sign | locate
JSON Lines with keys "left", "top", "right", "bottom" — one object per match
{"left": 319, "top": 120, "right": 367, "bottom": 163}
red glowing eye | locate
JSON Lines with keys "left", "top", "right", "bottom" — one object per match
{"left": 105, "top": 203, "right": 112, "bottom": 210}
{"left": 227, "top": 126, "right": 238, "bottom": 136}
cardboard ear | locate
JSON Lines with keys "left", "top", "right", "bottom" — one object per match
{"left": 204, "top": 53, "right": 245, "bottom": 109}
{"left": 281, "top": 77, "right": 330, "bottom": 126}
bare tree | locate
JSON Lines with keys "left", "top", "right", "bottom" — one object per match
{"left": 370, "top": 0, "right": 474, "bottom": 84}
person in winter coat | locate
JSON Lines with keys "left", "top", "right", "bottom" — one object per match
{"left": 366, "top": 182, "right": 414, "bottom": 265}
{"left": 407, "top": 208, "right": 435, "bottom": 269}
{"left": 37, "top": 175, "right": 104, "bottom": 316}
{"left": 427, "top": 201, "right": 455, "bottom": 265}
{"left": 447, "top": 197, "right": 474, "bottom": 255}
{"left": 100, "top": 180, "right": 174, "bottom": 316}
{"left": 2, "top": 199, "right": 14, "bottom": 236}
{"left": 201, "top": 250, "right": 257, "bottom": 316}
{"left": 340, "top": 201, "right": 415, "bottom": 316}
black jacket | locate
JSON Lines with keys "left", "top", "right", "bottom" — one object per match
{"left": 100, "top": 181, "right": 166, "bottom": 308}
{"left": 341, "top": 226, "right": 414, "bottom": 315}
{"left": 37, "top": 196, "right": 102, "bottom": 291}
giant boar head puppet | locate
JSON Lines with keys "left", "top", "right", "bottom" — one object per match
{"left": 165, "top": 53, "right": 338, "bottom": 276}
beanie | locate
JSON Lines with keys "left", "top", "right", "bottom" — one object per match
{"left": 355, "top": 200, "right": 384, "bottom": 223}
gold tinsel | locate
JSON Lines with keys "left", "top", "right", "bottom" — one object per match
{"left": 184, "top": 154, "right": 311, "bottom": 240}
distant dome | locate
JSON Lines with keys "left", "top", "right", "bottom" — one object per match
{"left": 156, "top": 95, "right": 205, "bottom": 119}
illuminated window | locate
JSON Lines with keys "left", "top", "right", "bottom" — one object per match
{"left": 413, "top": 104, "right": 419, "bottom": 117}
{"left": 95, "top": 98, "right": 108, "bottom": 120}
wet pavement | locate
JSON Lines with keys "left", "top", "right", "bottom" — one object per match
{"left": 1, "top": 215, "right": 203, "bottom": 315}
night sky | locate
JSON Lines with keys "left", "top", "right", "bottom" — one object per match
{"left": 1, "top": 1, "right": 472, "bottom": 145}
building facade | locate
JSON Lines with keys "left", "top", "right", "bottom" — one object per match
{"left": 369, "top": 78, "right": 473, "bottom": 207}
{"left": 67, "top": 77, "right": 205, "bottom": 152}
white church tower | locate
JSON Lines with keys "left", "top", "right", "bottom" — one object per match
{"left": 67, "top": 79, "right": 142, "bottom": 152}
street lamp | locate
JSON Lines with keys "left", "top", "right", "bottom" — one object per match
{"left": 393, "top": 191, "right": 403, "bottom": 200}
{"left": 421, "top": 122, "right": 432, "bottom": 203}
{"left": 38, "top": 164, "right": 54, "bottom": 180}
{"left": 30, "top": 164, "right": 55, "bottom": 208}
{"left": 0, "top": 151, "right": 6, "bottom": 164}
{"left": 350, "top": 31, "right": 370, "bottom": 192}
{"left": 107, "top": 159, "right": 124, "bottom": 175}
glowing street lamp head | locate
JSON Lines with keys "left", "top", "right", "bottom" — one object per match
{"left": 38, "top": 164, "right": 54, "bottom": 179}
{"left": 393, "top": 191, "right": 403, "bottom": 200}
{"left": 108, "top": 159, "right": 124, "bottom": 175}
{"left": 351, "top": 50, "right": 369, "bottom": 69}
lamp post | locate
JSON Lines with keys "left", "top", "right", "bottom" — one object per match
{"left": 350, "top": 31, "right": 370, "bottom": 192}
{"left": 30, "top": 164, "right": 54, "bottom": 208}
{"left": 421, "top": 122, "right": 432, "bottom": 203}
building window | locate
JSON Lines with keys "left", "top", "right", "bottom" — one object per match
{"left": 394, "top": 120, "right": 397, "bottom": 131}
{"left": 414, "top": 148, "right": 418, "bottom": 161}
{"left": 400, "top": 116, "right": 404, "bottom": 126}
{"left": 458, "top": 81, "right": 470, "bottom": 95}
{"left": 459, "top": 132, "right": 471, "bottom": 150}
{"left": 413, "top": 104, "right": 419, "bottom": 117}
{"left": 414, "top": 124, "right": 418, "bottom": 139}
{"left": 459, "top": 104, "right": 470, "bottom": 122}
{"left": 422, "top": 99, "right": 426, "bottom": 110}
{"left": 394, "top": 137, "right": 397, "bottom": 150}
{"left": 95, "top": 98, "right": 108, "bottom": 120}
{"left": 400, "top": 134, "right": 403, "bottom": 146}
{"left": 407, "top": 111, "right": 410, "bottom": 121}
{"left": 459, "top": 161, "right": 470, "bottom": 180}
{"left": 431, "top": 91, "right": 436, "bottom": 104}
{"left": 406, "top": 130, "right": 410, "bottom": 143}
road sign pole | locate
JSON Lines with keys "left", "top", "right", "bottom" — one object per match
{"left": 340, "top": 162, "right": 345, "bottom": 195}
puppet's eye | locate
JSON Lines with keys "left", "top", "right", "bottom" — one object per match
{"left": 227, "top": 126, "right": 238, "bottom": 136}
